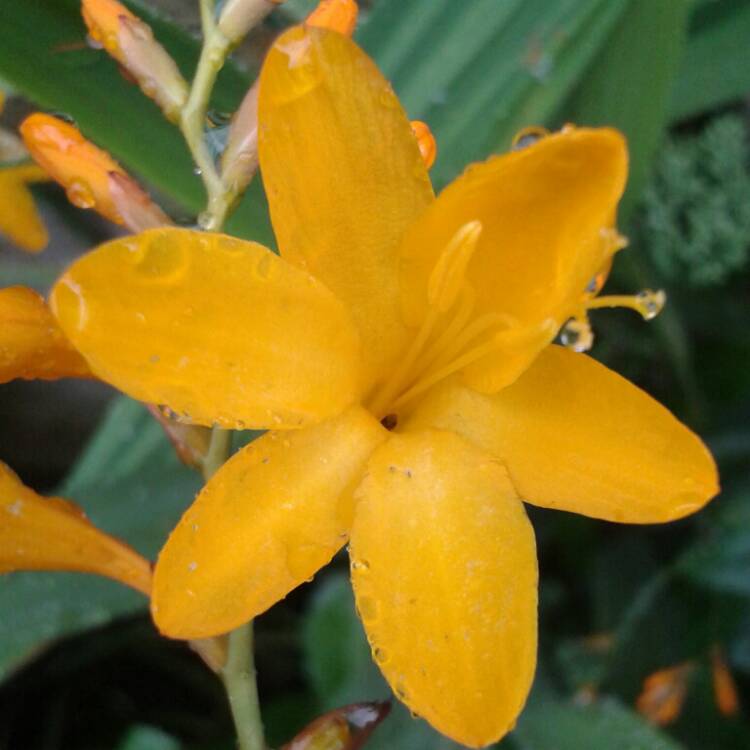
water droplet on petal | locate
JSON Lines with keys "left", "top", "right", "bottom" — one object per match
{"left": 635, "top": 289, "right": 666, "bottom": 321}
{"left": 356, "top": 595, "right": 378, "bottom": 622}
{"left": 66, "top": 180, "right": 96, "bottom": 209}
{"left": 560, "top": 317, "right": 594, "bottom": 352}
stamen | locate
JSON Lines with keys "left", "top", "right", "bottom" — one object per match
{"left": 586, "top": 289, "right": 666, "bottom": 320}
{"left": 390, "top": 337, "right": 503, "bottom": 412}
{"left": 427, "top": 310, "right": 517, "bottom": 374}
{"left": 427, "top": 221, "right": 482, "bottom": 313}
{"left": 409, "top": 284, "right": 475, "bottom": 380}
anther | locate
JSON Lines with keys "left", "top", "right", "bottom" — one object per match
{"left": 586, "top": 289, "right": 666, "bottom": 321}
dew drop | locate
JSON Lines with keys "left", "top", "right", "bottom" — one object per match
{"left": 66, "top": 180, "right": 96, "bottom": 209}
{"left": 511, "top": 126, "right": 548, "bottom": 151}
{"left": 351, "top": 558, "right": 370, "bottom": 572}
{"left": 356, "top": 596, "right": 378, "bottom": 622}
{"left": 255, "top": 253, "right": 273, "bottom": 280}
{"left": 560, "top": 317, "right": 594, "bottom": 352}
{"left": 373, "top": 646, "right": 389, "bottom": 664}
{"left": 635, "top": 289, "right": 666, "bottom": 321}
{"left": 134, "top": 234, "right": 190, "bottom": 285}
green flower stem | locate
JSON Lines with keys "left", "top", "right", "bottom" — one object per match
{"left": 201, "top": 426, "right": 233, "bottom": 481}
{"left": 222, "top": 622, "right": 267, "bottom": 750}
{"left": 200, "top": 427, "right": 267, "bottom": 750}
{"left": 179, "top": 0, "right": 233, "bottom": 231}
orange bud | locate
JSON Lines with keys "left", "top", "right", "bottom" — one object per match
{"left": 306, "top": 0, "right": 358, "bottom": 37}
{"left": 108, "top": 171, "right": 171, "bottom": 232}
{"left": 0, "top": 286, "right": 91, "bottom": 382}
{"left": 20, "top": 113, "right": 126, "bottom": 224}
{"left": 281, "top": 702, "right": 390, "bottom": 750}
{"left": 711, "top": 646, "right": 740, "bottom": 717}
{"left": 81, "top": 0, "right": 137, "bottom": 63}
{"left": 0, "top": 460, "right": 152, "bottom": 595}
{"left": 636, "top": 663, "right": 694, "bottom": 726}
{"left": 221, "top": 81, "right": 260, "bottom": 194}
{"left": 410, "top": 120, "right": 437, "bottom": 169}
{"left": 218, "top": 0, "right": 284, "bottom": 43}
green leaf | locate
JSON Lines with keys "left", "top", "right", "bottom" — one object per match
{"left": 118, "top": 726, "right": 180, "bottom": 750}
{"left": 676, "top": 486, "right": 750, "bottom": 597}
{"left": 671, "top": 0, "right": 750, "bottom": 122}
{"left": 514, "top": 697, "right": 685, "bottom": 750}
{"left": 0, "top": 0, "right": 271, "bottom": 242}
{"left": 562, "top": 0, "right": 693, "bottom": 217}
{"left": 0, "top": 396, "right": 199, "bottom": 680}
{"left": 358, "top": 0, "right": 629, "bottom": 189}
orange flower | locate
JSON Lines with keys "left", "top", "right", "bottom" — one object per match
{"left": 0, "top": 163, "right": 49, "bottom": 252}
{"left": 0, "top": 460, "right": 151, "bottom": 595}
{"left": 41, "top": 27, "right": 718, "bottom": 747}
{"left": 0, "top": 286, "right": 91, "bottom": 383}
{"left": 0, "top": 93, "right": 49, "bottom": 252}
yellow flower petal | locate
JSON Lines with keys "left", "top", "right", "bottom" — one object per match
{"left": 350, "top": 430, "right": 537, "bottom": 747}
{"left": 0, "top": 164, "right": 49, "bottom": 252}
{"left": 400, "top": 127, "right": 628, "bottom": 392}
{"left": 258, "top": 26, "right": 434, "bottom": 383}
{"left": 403, "top": 346, "right": 719, "bottom": 523}
{"left": 152, "top": 406, "right": 386, "bottom": 639}
{"left": 20, "top": 113, "right": 126, "bottom": 225}
{"left": 0, "top": 286, "right": 91, "bottom": 382}
{"left": 0, "top": 460, "right": 151, "bottom": 595}
{"left": 50, "top": 227, "right": 364, "bottom": 429}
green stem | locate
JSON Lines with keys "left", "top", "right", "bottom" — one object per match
{"left": 201, "top": 426, "right": 233, "bottom": 480}
{"left": 200, "top": 430, "right": 266, "bottom": 750}
{"left": 222, "top": 623, "right": 266, "bottom": 750}
{"left": 179, "top": 0, "right": 233, "bottom": 230}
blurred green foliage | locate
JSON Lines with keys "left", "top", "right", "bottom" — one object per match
{"left": 639, "top": 115, "right": 750, "bottom": 287}
{"left": 1, "top": 0, "right": 750, "bottom": 749}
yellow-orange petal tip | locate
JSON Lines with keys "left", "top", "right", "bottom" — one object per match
{"left": 306, "top": 0, "right": 358, "bottom": 36}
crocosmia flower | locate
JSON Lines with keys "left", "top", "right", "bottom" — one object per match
{"left": 44, "top": 27, "right": 718, "bottom": 747}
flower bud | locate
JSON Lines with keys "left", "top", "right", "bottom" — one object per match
{"left": 220, "top": 81, "right": 259, "bottom": 196}
{"left": 21, "top": 112, "right": 127, "bottom": 225}
{"left": 281, "top": 702, "right": 390, "bottom": 750}
{"left": 108, "top": 171, "right": 172, "bottom": 232}
{"left": 82, "top": 0, "right": 188, "bottom": 122}
{"left": 306, "top": 0, "right": 358, "bottom": 36}
{"left": 81, "top": 0, "right": 136, "bottom": 62}
{"left": 218, "top": 0, "right": 284, "bottom": 44}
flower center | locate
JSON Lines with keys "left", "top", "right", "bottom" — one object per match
{"left": 365, "top": 223, "right": 665, "bottom": 420}
{"left": 367, "top": 221, "right": 520, "bottom": 418}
